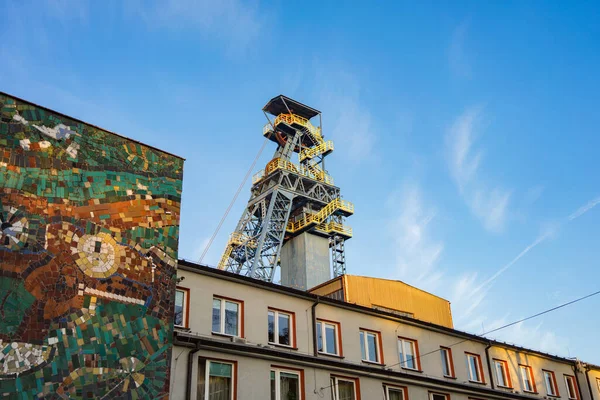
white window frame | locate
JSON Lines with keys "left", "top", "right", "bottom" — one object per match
{"left": 174, "top": 288, "right": 188, "bottom": 328}
{"left": 359, "top": 329, "right": 381, "bottom": 363}
{"left": 465, "top": 353, "right": 483, "bottom": 383}
{"left": 212, "top": 297, "right": 242, "bottom": 337}
{"left": 199, "top": 359, "right": 234, "bottom": 400}
{"left": 317, "top": 320, "right": 340, "bottom": 355}
{"left": 268, "top": 309, "right": 293, "bottom": 347}
{"left": 331, "top": 376, "right": 357, "bottom": 400}
{"left": 397, "top": 338, "right": 419, "bottom": 370}
{"left": 429, "top": 392, "right": 449, "bottom": 400}
{"left": 440, "top": 347, "right": 453, "bottom": 377}
{"left": 564, "top": 375, "right": 578, "bottom": 399}
{"left": 384, "top": 385, "right": 406, "bottom": 400}
{"left": 543, "top": 370, "right": 558, "bottom": 396}
{"left": 494, "top": 359, "right": 510, "bottom": 388}
{"left": 519, "top": 365, "right": 535, "bottom": 393}
{"left": 271, "top": 368, "right": 301, "bottom": 400}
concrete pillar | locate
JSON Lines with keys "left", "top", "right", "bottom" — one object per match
{"left": 280, "top": 232, "right": 330, "bottom": 290}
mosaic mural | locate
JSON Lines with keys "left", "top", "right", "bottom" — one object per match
{"left": 0, "top": 93, "right": 184, "bottom": 398}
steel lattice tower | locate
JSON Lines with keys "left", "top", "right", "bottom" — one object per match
{"left": 218, "top": 95, "right": 353, "bottom": 288}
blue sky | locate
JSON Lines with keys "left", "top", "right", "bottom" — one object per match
{"left": 2, "top": 1, "right": 600, "bottom": 363}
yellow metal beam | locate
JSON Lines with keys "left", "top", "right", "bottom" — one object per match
{"left": 275, "top": 113, "right": 324, "bottom": 144}
{"left": 300, "top": 140, "right": 334, "bottom": 161}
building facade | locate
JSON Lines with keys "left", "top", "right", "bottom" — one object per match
{"left": 0, "top": 93, "right": 184, "bottom": 398}
{"left": 173, "top": 260, "right": 600, "bottom": 400}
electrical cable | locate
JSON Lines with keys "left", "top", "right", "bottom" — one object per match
{"left": 320, "top": 287, "right": 600, "bottom": 392}
{"left": 198, "top": 138, "right": 269, "bottom": 264}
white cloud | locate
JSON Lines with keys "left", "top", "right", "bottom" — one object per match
{"left": 388, "top": 185, "right": 445, "bottom": 292}
{"left": 568, "top": 195, "right": 600, "bottom": 221}
{"left": 446, "top": 106, "right": 512, "bottom": 233}
{"left": 129, "top": 0, "right": 264, "bottom": 52}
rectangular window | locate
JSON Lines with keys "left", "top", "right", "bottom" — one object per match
{"left": 268, "top": 308, "right": 295, "bottom": 347}
{"left": 564, "top": 375, "right": 578, "bottom": 400}
{"left": 465, "top": 353, "right": 485, "bottom": 383}
{"left": 316, "top": 319, "right": 341, "bottom": 356}
{"left": 197, "top": 358, "right": 236, "bottom": 400}
{"left": 212, "top": 296, "right": 243, "bottom": 337}
{"left": 270, "top": 367, "right": 302, "bottom": 400}
{"left": 174, "top": 287, "right": 189, "bottom": 328}
{"left": 398, "top": 337, "right": 420, "bottom": 370}
{"left": 440, "top": 347, "right": 454, "bottom": 378}
{"left": 331, "top": 376, "right": 359, "bottom": 400}
{"left": 429, "top": 392, "right": 450, "bottom": 400}
{"left": 519, "top": 365, "right": 536, "bottom": 393}
{"left": 359, "top": 329, "right": 382, "bottom": 364}
{"left": 543, "top": 370, "right": 559, "bottom": 397}
{"left": 384, "top": 385, "right": 407, "bottom": 400}
{"left": 493, "top": 359, "right": 511, "bottom": 388}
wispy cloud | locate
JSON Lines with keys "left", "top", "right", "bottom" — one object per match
{"left": 388, "top": 184, "right": 445, "bottom": 291}
{"left": 129, "top": 0, "right": 264, "bottom": 53}
{"left": 316, "top": 67, "right": 376, "bottom": 163}
{"left": 448, "top": 20, "right": 472, "bottom": 78}
{"left": 446, "top": 106, "right": 512, "bottom": 232}
{"left": 568, "top": 196, "right": 600, "bottom": 221}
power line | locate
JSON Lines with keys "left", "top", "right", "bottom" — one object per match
{"left": 198, "top": 138, "right": 269, "bottom": 264}
{"left": 320, "top": 287, "right": 600, "bottom": 392}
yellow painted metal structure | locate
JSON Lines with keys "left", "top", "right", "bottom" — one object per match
{"left": 253, "top": 157, "right": 334, "bottom": 185}
{"left": 309, "top": 275, "right": 454, "bottom": 328}
{"left": 299, "top": 140, "right": 334, "bottom": 161}
{"left": 286, "top": 198, "right": 354, "bottom": 234}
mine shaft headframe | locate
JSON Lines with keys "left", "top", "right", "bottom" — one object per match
{"left": 262, "top": 95, "right": 323, "bottom": 150}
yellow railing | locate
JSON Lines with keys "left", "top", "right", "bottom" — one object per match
{"left": 253, "top": 158, "right": 334, "bottom": 185}
{"left": 228, "top": 232, "right": 257, "bottom": 248}
{"left": 286, "top": 198, "right": 354, "bottom": 233}
{"left": 300, "top": 141, "right": 334, "bottom": 161}
{"left": 315, "top": 222, "right": 353, "bottom": 237}
{"left": 217, "top": 244, "right": 233, "bottom": 270}
{"left": 275, "top": 113, "right": 324, "bottom": 144}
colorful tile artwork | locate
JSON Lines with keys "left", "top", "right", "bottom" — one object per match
{"left": 0, "top": 93, "right": 184, "bottom": 398}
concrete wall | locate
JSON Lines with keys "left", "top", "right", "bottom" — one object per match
{"left": 173, "top": 267, "right": 584, "bottom": 399}
{"left": 281, "top": 232, "right": 331, "bottom": 290}
{"left": 0, "top": 93, "right": 183, "bottom": 398}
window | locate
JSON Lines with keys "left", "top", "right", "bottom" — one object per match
{"left": 465, "top": 353, "right": 485, "bottom": 383}
{"left": 268, "top": 308, "right": 295, "bottom": 347}
{"left": 359, "top": 329, "right": 382, "bottom": 364}
{"left": 384, "top": 385, "right": 407, "bottom": 400}
{"left": 564, "top": 375, "right": 579, "bottom": 400}
{"left": 174, "top": 287, "right": 189, "bottom": 328}
{"left": 429, "top": 392, "right": 450, "bottom": 400}
{"left": 493, "top": 359, "right": 512, "bottom": 388}
{"left": 197, "top": 358, "right": 236, "bottom": 400}
{"left": 316, "top": 319, "right": 341, "bottom": 356}
{"left": 212, "top": 296, "right": 243, "bottom": 337}
{"left": 398, "top": 337, "right": 420, "bottom": 370}
{"left": 331, "top": 376, "right": 359, "bottom": 400}
{"left": 270, "top": 367, "right": 302, "bottom": 400}
{"left": 543, "top": 370, "right": 559, "bottom": 397}
{"left": 440, "top": 347, "right": 455, "bottom": 378}
{"left": 519, "top": 365, "right": 536, "bottom": 393}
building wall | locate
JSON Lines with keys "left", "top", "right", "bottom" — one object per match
{"left": 0, "top": 93, "right": 183, "bottom": 398}
{"left": 173, "top": 266, "right": 587, "bottom": 400}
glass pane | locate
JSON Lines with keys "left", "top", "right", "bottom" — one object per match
{"left": 268, "top": 311, "right": 275, "bottom": 343}
{"left": 280, "top": 372, "right": 299, "bottom": 400}
{"left": 175, "top": 291, "right": 184, "bottom": 326}
{"left": 208, "top": 375, "right": 231, "bottom": 400}
{"left": 271, "top": 371, "right": 276, "bottom": 400}
{"left": 495, "top": 362, "right": 506, "bottom": 386}
{"left": 209, "top": 362, "right": 232, "bottom": 378}
{"left": 468, "top": 356, "right": 479, "bottom": 381}
{"left": 278, "top": 314, "right": 290, "bottom": 345}
{"left": 212, "top": 299, "right": 221, "bottom": 333}
{"left": 566, "top": 377, "right": 575, "bottom": 397}
{"left": 441, "top": 350, "right": 450, "bottom": 376}
{"left": 431, "top": 394, "right": 447, "bottom": 400}
{"left": 387, "top": 388, "right": 404, "bottom": 400}
{"left": 325, "top": 324, "right": 337, "bottom": 354}
{"left": 360, "top": 331, "right": 366, "bottom": 360}
{"left": 404, "top": 341, "right": 415, "bottom": 369}
{"left": 367, "top": 333, "right": 377, "bottom": 362}
{"left": 521, "top": 367, "right": 532, "bottom": 391}
{"left": 224, "top": 301, "right": 239, "bottom": 336}
{"left": 197, "top": 360, "right": 206, "bottom": 400}
{"left": 337, "top": 380, "right": 355, "bottom": 400}
{"left": 545, "top": 373, "right": 554, "bottom": 394}
{"left": 317, "top": 322, "right": 323, "bottom": 352}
